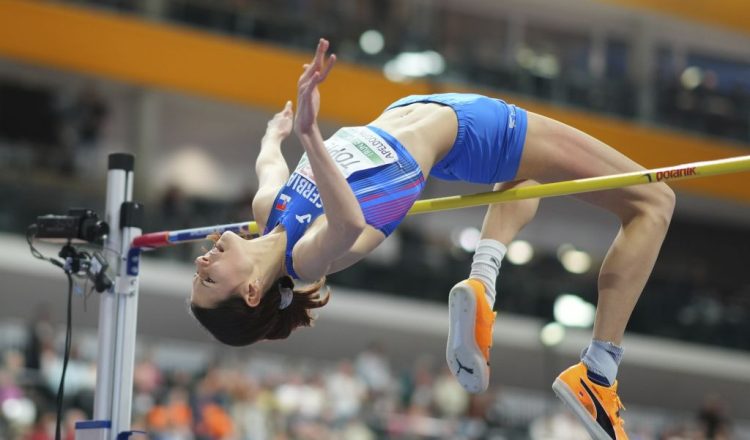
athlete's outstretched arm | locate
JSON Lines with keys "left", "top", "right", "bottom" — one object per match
{"left": 293, "top": 39, "right": 365, "bottom": 280}
{"left": 252, "top": 101, "right": 294, "bottom": 230}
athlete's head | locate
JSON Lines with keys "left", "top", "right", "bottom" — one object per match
{"left": 189, "top": 231, "right": 329, "bottom": 346}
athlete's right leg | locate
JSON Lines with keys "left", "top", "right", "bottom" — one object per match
{"left": 518, "top": 112, "right": 676, "bottom": 347}
{"left": 516, "top": 111, "right": 675, "bottom": 440}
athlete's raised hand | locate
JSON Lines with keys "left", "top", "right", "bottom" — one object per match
{"left": 295, "top": 38, "right": 336, "bottom": 136}
{"left": 266, "top": 100, "right": 294, "bottom": 140}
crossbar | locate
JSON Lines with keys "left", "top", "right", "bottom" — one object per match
{"left": 133, "top": 155, "right": 750, "bottom": 249}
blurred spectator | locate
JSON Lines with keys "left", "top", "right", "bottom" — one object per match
{"left": 697, "top": 395, "right": 731, "bottom": 440}
{"left": 229, "top": 379, "right": 270, "bottom": 440}
{"left": 432, "top": 367, "right": 469, "bottom": 419}
{"left": 195, "top": 402, "right": 233, "bottom": 440}
{"left": 529, "top": 411, "right": 591, "bottom": 440}
{"left": 193, "top": 367, "right": 234, "bottom": 440}
{"left": 325, "top": 360, "right": 365, "bottom": 424}
{"left": 62, "top": 408, "right": 87, "bottom": 440}
{"left": 354, "top": 342, "right": 392, "bottom": 394}
{"left": 40, "top": 344, "right": 95, "bottom": 415}
{"left": 339, "top": 418, "right": 376, "bottom": 440}
{"left": 24, "top": 411, "right": 56, "bottom": 440}
{"left": 403, "top": 357, "right": 435, "bottom": 413}
{"left": 147, "top": 387, "right": 194, "bottom": 440}
{"left": 0, "top": 369, "right": 24, "bottom": 405}
{"left": 24, "top": 304, "right": 54, "bottom": 372}
{"left": 133, "top": 353, "right": 165, "bottom": 420}
{"left": 297, "top": 373, "right": 326, "bottom": 420}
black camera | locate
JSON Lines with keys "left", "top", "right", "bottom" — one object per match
{"left": 35, "top": 209, "right": 109, "bottom": 244}
{"left": 29, "top": 208, "right": 113, "bottom": 292}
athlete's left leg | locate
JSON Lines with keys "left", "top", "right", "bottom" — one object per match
{"left": 446, "top": 180, "right": 539, "bottom": 393}
{"left": 478, "top": 180, "right": 540, "bottom": 246}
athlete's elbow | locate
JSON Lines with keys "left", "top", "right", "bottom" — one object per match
{"left": 255, "top": 159, "right": 281, "bottom": 175}
{"left": 336, "top": 216, "right": 366, "bottom": 243}
{"left": 341, "top": 217, "right": 366, "bottom": 237}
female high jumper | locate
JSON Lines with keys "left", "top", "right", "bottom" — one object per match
{"left": 190, "top": 38, "right": 674, "bottom": 440}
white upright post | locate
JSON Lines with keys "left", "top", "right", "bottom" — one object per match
{"left": 79, "top": 153, "right": 137, "bottom": 440}
{"left": 111, "top": 201, "right": 142, "bottom": 437}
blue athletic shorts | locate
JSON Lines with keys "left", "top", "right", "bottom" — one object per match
{"left": 386, "top": 93, "right": 528, "bottom": 184}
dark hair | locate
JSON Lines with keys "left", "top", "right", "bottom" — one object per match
{"left": 189, "top": 276, "right": 329, "bottom": 347}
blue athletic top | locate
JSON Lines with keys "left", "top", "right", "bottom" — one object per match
{"left": 264, "top": 126, "right": 425, "bottom": 279}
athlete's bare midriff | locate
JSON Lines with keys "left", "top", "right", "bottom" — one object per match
{"left": 369, "top": 103, "right": 458, "bottom": 177}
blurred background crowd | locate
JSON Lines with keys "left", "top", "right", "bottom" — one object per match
{"left": 0, "top": 315, "right": 736, "bottom": 439}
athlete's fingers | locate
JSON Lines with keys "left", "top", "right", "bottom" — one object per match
{"left": 299, "top": 52, "right": 320, "bottom": 84}
{"left": 317, "top": 54, "right": 336, "bottom": 83}
{"left": 311, "top": 38, "right": 329, "bottom": 68}
{"left": 307, "top": 55, "right": 335, "bottom": 90}
{"left": 300, "top": 39, "right": 329, "bottom": 84}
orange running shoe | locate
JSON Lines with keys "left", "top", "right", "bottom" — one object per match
{"left": 552, "top": 362, "right": 628, "bottom": 440}
{"left": 446, "top": 279, "right": 496, "bottom": 393}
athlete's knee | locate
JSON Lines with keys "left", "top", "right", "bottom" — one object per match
{"left": 624, "top": 182, "right": 675, "bottom": 227}
{"left": 492, "top": 180, "right": 539, "bottom": 225}
{"left": 647, "top": 182, "right": 675, "bottom": 222}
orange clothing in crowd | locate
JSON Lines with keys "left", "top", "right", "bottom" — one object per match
{"left": 147, "top": 403, "right": 193, "bottom": 430}
{"left": 196, "top": 403, "right": 234, "bottom": 439}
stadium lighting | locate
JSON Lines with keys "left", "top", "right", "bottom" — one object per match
{"left": 359, "top": 30, "right": 384, "bottom": 55}
{"left": 452, "top": 227, "right": 481, "bottom": 252}
{"left": 558, "top": 245, "right": 592, "bottom": 274}
{"left": 506, "top": 240, "right": 534, "bottom": 265}
{"left": 553, "top": 294, "right": 596, "bottom": 328}
{"left": 540, "top": 322, "right": 566, "bottom": 347}
{"left": 681, "top": 66, "right": 703, "bottom": 90}
{"left": 515, "top": 47, "right": 560, "bottom": 78}
{"left": 383, "top": 51, "right": 445, "bottom": 82}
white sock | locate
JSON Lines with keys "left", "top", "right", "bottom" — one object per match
{"left": 581, "top": 340, "right": 624, "bottom": 386}
{"left": 469, "top": 239, "right": 507, "bottom": 308}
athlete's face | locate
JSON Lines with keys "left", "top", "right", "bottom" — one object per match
{"left": 191, "top": 231, "right": 254, "bottom": 308}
